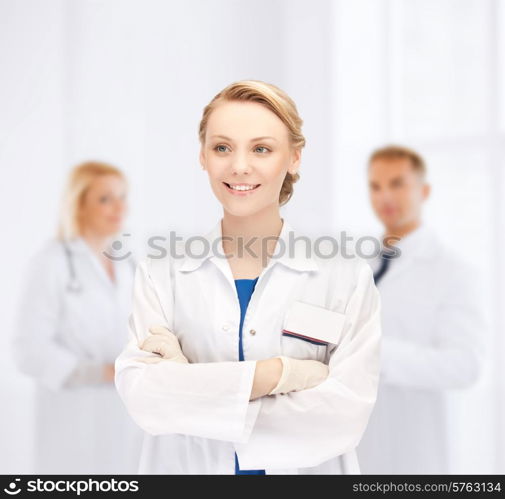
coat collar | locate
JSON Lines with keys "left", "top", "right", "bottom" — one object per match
{"left": 61, "top": 236, "right": 131, "bottom": 291}
{"left": 373, "top": 224, "right": 442, "bottom": 284}
{"left": 177, "top": 217, "right": 319, "bottom": 273}
{"left": 63, "top": 236, "right": 122, "bottom": 259}
{"left": 63, "top": 236, "right": 90, "bottom": 254}
{"left": 388, "top": 224, "right": 440, "bottom": 261}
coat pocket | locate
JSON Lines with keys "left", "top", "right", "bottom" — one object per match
{"left": 281, "top": 300, "right": 346, "bottom": 353}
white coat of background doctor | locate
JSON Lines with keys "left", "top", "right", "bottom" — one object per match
{"left": 356, "top": 146, "right": 487, "bottom": 474}
{"left": 11, "top": 161, "right": 144, "bottom": 474}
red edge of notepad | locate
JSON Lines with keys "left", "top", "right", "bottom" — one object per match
{"left": 281, "top": 329, "right": 329, "bottom": 346}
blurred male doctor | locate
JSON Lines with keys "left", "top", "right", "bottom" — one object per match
{"left": 356, "top": 145, "right": 487, "bottom": 474}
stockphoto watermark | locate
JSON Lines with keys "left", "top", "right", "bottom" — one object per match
{"left": 2, "top": 477, "right": 139, "bottom": 495}
{"left": 104, "top": 230, "right": 401, "bottom": 266}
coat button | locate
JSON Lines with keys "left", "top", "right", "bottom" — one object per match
{"left": 222, "top": 324, "right": 230, "bottom": 331}
{"left": 249, "top": 329, "right": 256, "bottom": 336}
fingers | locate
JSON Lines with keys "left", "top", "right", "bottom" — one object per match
{"left": 138, "top": 325, "right": 190, "bottom": 364}
{"left": 268, "top": 357, "right": 330, "bottom": 395}
{"left": 304, "top": 360, "right": 330, "bottom": 389}
{"left": 139, "top": 337, "right": 166, "bottom": 357}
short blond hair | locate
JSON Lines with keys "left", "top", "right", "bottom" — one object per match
{"left": 57, "top": 160, "right": 126, "bottom": 240}
{"left": 198, "top": 80, "right": 305, "bottom": 206}
{"left": 368, "top": 145, "right": 427, "bottom": 179}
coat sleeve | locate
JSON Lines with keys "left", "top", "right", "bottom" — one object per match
{"left": 114, "top": 257, "right": 262, "bottom": 443}
{"left": 11, "top": 243, "right": 82, "bottom": 391}
{"left": 380, "top": 260, "right": 487, "bottom": 390}
{"left": 234, "top": 259, "right": 382, "bottom": 469}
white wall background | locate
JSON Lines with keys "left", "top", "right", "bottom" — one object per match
{"left": 0, "top": 0, "right": 503, "bottom": 473}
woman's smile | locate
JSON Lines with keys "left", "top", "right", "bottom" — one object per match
{"left": 223, "top": 182, "right": 261, "bottom": 196}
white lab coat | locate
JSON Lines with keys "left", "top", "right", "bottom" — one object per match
{"left": 356, "top": 224, "right": 486, "bottom": 474}
{"left": 12, "top": 237, "right": 144, "bottom": 474}
{"left": 114, "top": 217, "right": 382, "bottom": 474}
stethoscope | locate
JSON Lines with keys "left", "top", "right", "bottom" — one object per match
{"left": 62, "top": 240, "right": 136, "bottom": 293}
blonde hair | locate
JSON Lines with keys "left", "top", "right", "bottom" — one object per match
{"left": 198, "top": 80, "right": 305, "bottom": 206}
{"left": 368, "top": 144, "right": 427, "bottom": 179}
{"left": 57, "top": 161, "right": 126, "bottom": 240}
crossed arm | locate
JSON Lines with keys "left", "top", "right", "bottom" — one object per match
{"left": 135, "top": 326, "right": 285, "bottom": 400}
{"left": 114, "top": 258, "right": 381, "bottom": 468}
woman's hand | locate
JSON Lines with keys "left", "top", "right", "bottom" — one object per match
{"left": 250, "top": 358, "right": 283, "bottom": 400}
{"left": 268, "top": 356, "right": 329, "bottom": 395}
{"left": 102, "top": 363, "right": 115, "bottom": 382}
{"left": 249, "top": 356, "right": 329, "bottom": 400}
{"left": 136, "top": 325, "right": 189, "bottom": 364}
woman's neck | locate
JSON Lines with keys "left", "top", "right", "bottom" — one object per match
{"left": 79, "top": 229, "right": 112, "bottom": 257}
{"left": 222, "top": 209, "right": 282, "bottom": 239}
{"left": 80, "top": 229, "right": 116, "bottom": 282}
{"left": 221, "top": 209, "right": 284, "bottom": 262}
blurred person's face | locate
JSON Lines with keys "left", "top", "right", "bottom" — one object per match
{"left": 368, "top": 158, "right": 429, "bottom": 232}
{"left": 79, "top": 174, "right": 127, "bottom": 237}
{"left": 199, "top": 100, "right": 300, "bottom": 218}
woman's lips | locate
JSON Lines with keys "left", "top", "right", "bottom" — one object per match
{"left": 223, "top": 182, "right": 261, "bottom": 196}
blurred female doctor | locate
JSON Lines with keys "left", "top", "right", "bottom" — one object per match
{"left": 12, "top": 161, "right": 143, "bottom": 474}
{"left": 115, "top": 80, "right": 382, "bottom": 474}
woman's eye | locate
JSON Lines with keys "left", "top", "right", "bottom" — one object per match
{"left": 214, "top": 144, "right": 270, "bottom": 154}
{"left": 99, "top": 196, "right": 110, "bottom": 203}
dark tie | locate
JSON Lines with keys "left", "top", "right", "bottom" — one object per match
{"left": 373, "top": 250, "right": 393, "bottom": 285}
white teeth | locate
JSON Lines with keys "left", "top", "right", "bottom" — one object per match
{"left": 228, "top": 184, "right": 258, "bottom": 191}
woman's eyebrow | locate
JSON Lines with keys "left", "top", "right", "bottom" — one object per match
{"left": 210, "top": 134, "right": 278, "bottom": 142}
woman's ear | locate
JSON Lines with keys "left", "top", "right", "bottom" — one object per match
{"left": 199, "top": 148, "right": 206, "bottom": 170}
{"left": 422, "top": 182, "right": 431, "bottom": 201}
{"left": 288, "top": 148, "right": 301, "bottom": 175}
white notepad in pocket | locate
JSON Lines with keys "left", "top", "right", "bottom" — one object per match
{"left": 282, "top": 300, "right": 346, "bottom": 346}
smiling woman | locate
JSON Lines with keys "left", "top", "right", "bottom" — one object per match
{"left": 199, "top": 81, "right": 303, "bottom": 209}
{"left": 114, "top": 80, "right": 381, "bottom": 475}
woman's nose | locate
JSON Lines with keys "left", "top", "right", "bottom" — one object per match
{"left": 231, "top": 151, "right": 251, "bottom": 175}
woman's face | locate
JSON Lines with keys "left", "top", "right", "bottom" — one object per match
{"left": 200, "top": 100, "right": 300, "bottom": 218}
{"left": 79, "top": 174, "right": 127, "bottom": 237}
